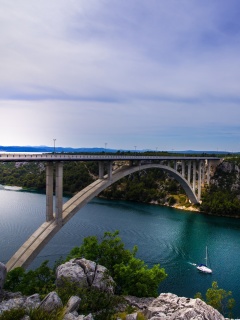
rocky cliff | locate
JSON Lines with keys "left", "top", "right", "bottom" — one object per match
{"left": 0, "top": 260, "right": 232, "bottom": 320}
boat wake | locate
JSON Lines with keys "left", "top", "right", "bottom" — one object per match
{"left": 187, "top": 262, "right": 197, "bottom": 266}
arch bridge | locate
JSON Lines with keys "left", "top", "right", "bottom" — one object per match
{"left": 0, "top": 153, "right": 220, "bottom": 271}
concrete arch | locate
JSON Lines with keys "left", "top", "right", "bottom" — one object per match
{"left": 6, "top": 163, "right": 198, "bottom": 271}
{"left": 109, "top": 163, "right": 198, "bottom": 204}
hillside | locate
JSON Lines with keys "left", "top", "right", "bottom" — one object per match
{"left": 0, "top": 157, "right": 240, "bottom": 217}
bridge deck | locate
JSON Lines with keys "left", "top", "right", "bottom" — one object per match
{"left": 0, "top": 153, "right": 220, "bottom": 162}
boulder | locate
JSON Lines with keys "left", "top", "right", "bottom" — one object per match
{"left": 126, "top": 313, "right": 138, "bottom": 320}
{"left": 0, "top": 262, "right": 7, "bottom": 299}
{"left": 144, "top": 293, "right": 225, "bottom": 320}
{"left": 65, "top": 295, "right": 81, "bottom": 314}
{"left": 63, "top": 314, "right": 78, "bottom": 320}
{"left": 76, "top": 258, "right": 96, "bottom": 285}
{"left": 83, "top": 314, "right": 94, "bottom": 320}
{"left": 56, "top": 260, "right": 88, "bottom": 288}
{"left": 0, "top": 293, "right": 40, "bottom": 313}
{"left": 39, "top": 291, "right": 63, "bottom": 312}
{"left": 56, "top": 258, "right": 114, "bottom": 293}
{"left": 92, "top": 264, "right": 114, "bottom": 293}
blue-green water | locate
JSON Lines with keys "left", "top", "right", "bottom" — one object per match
{"left": 1, "top": 189, "right": 240, "bottom": 315}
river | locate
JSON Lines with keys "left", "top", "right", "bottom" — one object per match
{"left": 1, "top": 188, "right": 240, "bottom": 315}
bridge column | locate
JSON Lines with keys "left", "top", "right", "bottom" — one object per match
{"left": 207, "top": 160, "right": 211, "bottom": 185}
{"left": 181, "top": 160, "right": 185, "bottom": 178}
{"left": 192, "top": 161, "right": 196, "bottom": 192}
{"left": 107, "top": 161, "right": 113, "bottom": 180}
{"left": 198, "top": 160, "right": 202, "bottom": 201}
{"left": 174, "top": 161, "right": 177, "bottom": 171}
{"left": 55, "top": 162, "right": 63, "bottom": 224}
{"left": 46, "top": 162, "right": 54, "bottom": 222}
{"left": 187, "top": 161, "right": 191, "bottom": 183}
{"left": 99, "top": 162, "right": 104, "bottom": 179}
{"left": 201, "top": 160, "right": 206, "bottom": 186}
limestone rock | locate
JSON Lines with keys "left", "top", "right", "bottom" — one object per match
{"left": 0, "top": 262, "right": 7, "bottom": 299}
{"left": 92, "top": 264, "right": 114, "bottom": 293}
{"left": 126, "top": 313, "right": 138, "bottom": 320}
{"left": 0, "top": 292, "right": 39, "bottom": 313}
{"left": 145, "top": 293, "right": 225, "bottom": 320}
{"left": 124, "top": 295, "right": 155, "bottom": 310}
{"left": 83, "top": 314, "right": 94, "bottom": 320}
{"left": 76, "top": 258, "right": 96, "bottom": 285}
{"left": 56, "top": 260, "right": 88, "bottom": 288}
{"left": 63, "top": 314, "right": 78, "bottom": 320}
{"left": 24, "top": 294, "right": 41, "bottom": 310}
{"left": 56, "top": 258, "right": 114, "bottom": 293}
{"left": 39, "top": 291, "right": 63, "bottom": 312}
{"left": 65, "top": 296, "right": 81, "bottom": 314}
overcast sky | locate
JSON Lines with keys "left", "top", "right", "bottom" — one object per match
{"left": 1, "top": 0, "right": 240, "bottom": 151}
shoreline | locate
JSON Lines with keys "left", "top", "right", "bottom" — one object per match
{"left": 1, "top": 184, "right": 240, "bottom": 220}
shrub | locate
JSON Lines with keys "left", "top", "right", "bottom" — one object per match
{"left": 67, "top": 230, "right": 167, "bottom": 297}
{"left": 57, "top": 279, "right": 124, "bottom": 320}
{"left": 4, "top": 260, "right": 55, "bottom": 297}
{"left": 0, "top": 308, "right": 26, "bottom": 320}
{"left": 195, "top": 281, "right": 235, "bottom": 317}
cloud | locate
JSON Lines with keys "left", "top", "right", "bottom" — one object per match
{"left": 1, "top": 0, "right": 240, "bottom": 150}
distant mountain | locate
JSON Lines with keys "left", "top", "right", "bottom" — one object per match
{"left": 0, "top": 145, "right": 120, "bottom": 153}
{"left": 0, "top": 145, "right": 235, "bottom": 154}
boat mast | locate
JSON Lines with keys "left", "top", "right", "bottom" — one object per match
{"left": 205, "top": 246, "right": 208, "bottom": 266}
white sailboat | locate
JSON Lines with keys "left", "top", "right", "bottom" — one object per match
{"left": 197, "top": 246, "right": 212, "bottom": 274}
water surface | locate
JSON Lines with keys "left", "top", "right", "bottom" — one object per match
{"left": 1, "top": 189, "right": 240, "bottom": 315}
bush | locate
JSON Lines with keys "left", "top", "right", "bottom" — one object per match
{"left": 56, "top": 279, "right": 124, "bottom": 320}
{"left": 0, "top": 308, "right": 26, "bottom": 320}
{"left": 67, "top": 230, "right": 167, "bottom": 297}
{"left": 195, "top": 281, "right": 235, "bottom": 317}
{"left": 4, "top": 261, "right": 55, "bottom": 297}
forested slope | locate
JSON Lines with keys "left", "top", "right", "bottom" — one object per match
{"left": 1, "top": 157, "right": 240, "bottom": 217}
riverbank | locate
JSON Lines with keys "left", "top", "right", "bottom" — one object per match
{"left": 0, "top": 184, "right": 22, "bottom": 191}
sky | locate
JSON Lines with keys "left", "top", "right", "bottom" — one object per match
{"left": 1, "top": 0, "right": 240, "bottom": 152}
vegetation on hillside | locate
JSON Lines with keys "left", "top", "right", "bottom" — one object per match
{"left": 1, "top": 154, "right": 240, "bottom": 217}
{"left": 200, "top": 157, "right": 240, "bottom": 216}
{"left": 0, "top": 161, "right": 98, "bottom": 194}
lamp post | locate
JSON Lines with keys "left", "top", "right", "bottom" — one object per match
{"left": 53, "top": 139, "right": 56, "bottom": 154}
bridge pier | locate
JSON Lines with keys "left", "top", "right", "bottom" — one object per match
{"left": 198, "top": 160, "right": 202, "bottom": 201}
{"left": 107, "top": 161, "right": 113, "bottom": 180}
{"left": 181, "top": 160, "right": 185, "bottom": 178}
{"left": 207, "top": 160, "right": 211, "bottom": 185}
{"left": 55, "top": 162, "right": 63, "bottom": 224}
{"left": 45, "top": 162, "right": 63, "bottom": 225}
{"left": 192, "top": 161, "right": 196, "bottom": 193}
{"left": 99, "top": 161, "right": 104, "bottom": 179}
{"left": 187, "top": 161, "right": 191, "bottom": 183}
{"left": 98, "top": 161, "right": 113, "bottom": 180}
{"left": 46, "top": 163, "right": 54, "bottom": 222}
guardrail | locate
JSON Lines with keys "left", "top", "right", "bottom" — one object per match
{"left": 0, "top": 153, "right": 220, "bottom": 162}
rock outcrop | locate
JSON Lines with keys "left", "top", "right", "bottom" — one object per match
{"left": 56, "top": 258, "right": 115, "bottom": 293}
{"left": 0, "top": 261, "right": 232, "bottom": 320}
{"left": 143, "top": 293, "right": 225, "bottom": 320}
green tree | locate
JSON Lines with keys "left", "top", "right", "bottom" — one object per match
{"left": 67, "top": 230, "right": 167, "bottom": 297}
{"left": 195, "top": 281, "right": 235, "bottom": 317}
{"left": 4, "top": 261, "right": 55, "bottom": 297}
